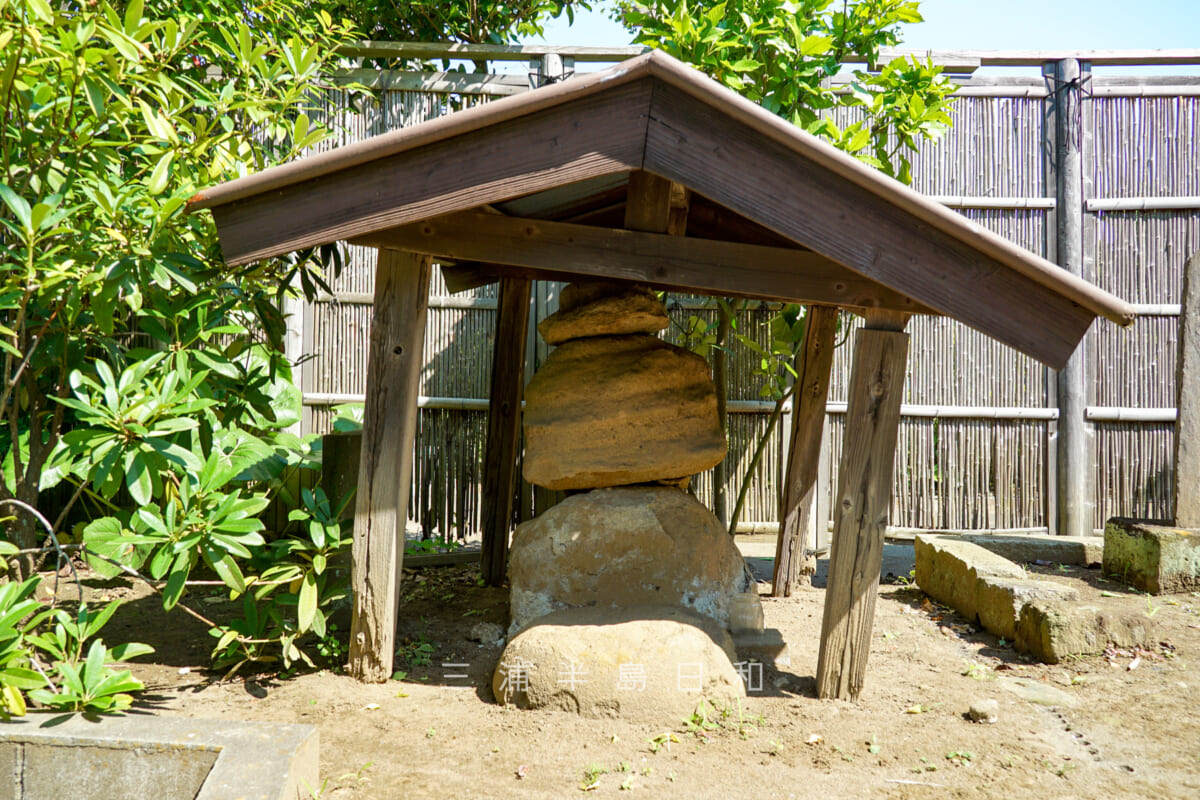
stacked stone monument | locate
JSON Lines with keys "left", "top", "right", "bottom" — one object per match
{"left": 493, "top": 281, "right": 763, "bottom": 720}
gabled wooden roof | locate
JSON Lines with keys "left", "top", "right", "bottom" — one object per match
{"left": 188, "top": 50, "right": 1134, "bottom": 368}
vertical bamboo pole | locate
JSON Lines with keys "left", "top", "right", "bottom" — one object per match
{"left": 480, "top": 277, "right": 533, "bottom": 586}
{"left": 817, "top": 312, "right": 909, "bottom": 701}
{"left": 772, "top": 305, "right": 838, "bottom": 596}
{"left": 349, "top": 249, "right": 431, "bottom": 682}
{"left": 1052, "top": 57, "right": 1094, "bottom": 537}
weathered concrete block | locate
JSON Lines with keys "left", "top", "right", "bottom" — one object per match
{"left": 961, "top": 534, "right": 1104, "bottom": 567}
{"left": 1015, "top": 601, "right": 1155, "bottom": 664}
{"left": 1103, "top": 518, "right": 1200, "bottom": 594}
{"left": 914, "top": 535, "right": 1025, "bottom": 622}
{"left": 975, "top": 577, "right": 1080, "bottom": 640}
{"left": 0, "top": 715, "right": 317, "bottom": 800}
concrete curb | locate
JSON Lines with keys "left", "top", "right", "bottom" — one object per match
{"left": 0, "top": 715, "right": 317, "bottom": 800}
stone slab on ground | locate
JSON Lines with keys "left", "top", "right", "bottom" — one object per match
{"left": 1103, "top": 517, "right": 1200, "bottom": 594}
{"left": 997, "top": 677, "right": 1078, "bottom": 707}
{"left": 914, "top": 535, "right": 1026, "bottom": 623}
{"left": 975, "top": 577, "right": 1080, "bottom": 640}
{"left": 961, "top": 534, "right": 1104, "bottom": 567}
{"left": 493, "top": 605, "right": 745, "bottom": 722}
{"left": 0, "top": 715, "right": 317, "bottom": 800}
{"left": 1015, "top": 601, "right": 1155, "bottom": 664}
{"left": 732, "top": 628, "right": 790, "bottom": 668}
{"left": 915, "top": 535, "right": 1107, "bottom": 657}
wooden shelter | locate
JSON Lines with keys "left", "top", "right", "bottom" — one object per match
{"left": 188, "top": 50, "right": 1135, "bottom": 699}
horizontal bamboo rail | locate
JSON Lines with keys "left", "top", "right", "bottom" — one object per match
{"left": 1087, "top": 407, "right": 1177, "bottom": 423}
{"left": 338, "top": 41, "right": 1200, "bottom": 69}
{"left": 1087, "top": 196, "right": 1200, "bottom": 211}
{"left": 928, "top": 196, "right": 1056, "bottom": 209}
{"left": 339, "top": 40, "right": 650, "bottom": 62}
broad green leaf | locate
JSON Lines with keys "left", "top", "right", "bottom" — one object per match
{"left": 108, "top": 642, "right": 154, "bottom": 661}
{"left": 162, "top": 551, "right": 191, "bottom": 611}
{"left": 124, "top": 0, "right": 145, "bottom": 34}
{"left": 296, "top": 570, "right": 317, "bottom": 633}
{"left": 125, "top": 452, "right": 153, "bottom": 506}
{"left": 847, "top": 126, "right": 871, "bottom": 153}
{"left": 0, "top": 185, "right": 31, "bottom": 234}
{"left": 800, "top": 35, "right": 833, "bottom": 56}
{"left": 146, "top": 152, "right": 174, "bottom": 196}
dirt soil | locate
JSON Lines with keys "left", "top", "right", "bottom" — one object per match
{"left": 58, "top": 558, "right": 1200, "bottom": 799}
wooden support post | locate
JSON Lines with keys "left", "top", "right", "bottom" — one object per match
{"left": 480, "top": 277, "right": 533, "bottom": 586}
{"left": 1051, "top": 57, "right": 1094, "bottom": 537}
{"left": 1174, "top": 253, "right": 1200, "bottom": 526}
{"left": 348, "top": 249, "right": 431, "bottom": 682}
{"left": 772, "top": 305, "right": 838, "bottom": 596}
{"left": 816, "top": 312, "right": 909, "bottom": 701}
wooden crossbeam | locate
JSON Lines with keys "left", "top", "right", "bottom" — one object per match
{"left": 355, "top": 212, "right": 933, "bottom": 315}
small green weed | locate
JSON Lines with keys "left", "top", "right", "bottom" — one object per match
{"left": 648, "top": 732, "right": 679, "bottom": 753}
{"left": 580, "top": 763, "right": 608, "bottom": 790}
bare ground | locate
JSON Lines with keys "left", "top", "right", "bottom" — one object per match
{"left": 65, "top": 559, "right": 1200, "bottom": 799}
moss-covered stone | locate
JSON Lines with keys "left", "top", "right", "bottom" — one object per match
{"left": 1103, "top": 518, "right": 1200, "bottom": 595}
{"left": 1015, "top": 601, "right": 1154, "bottom": 664}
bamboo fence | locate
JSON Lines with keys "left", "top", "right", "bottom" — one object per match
{"left": 281, "top": 48, "right": 1200, "bottom": 541}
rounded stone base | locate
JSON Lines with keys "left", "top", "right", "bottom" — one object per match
{"left": 492, "top": 605, "right": 746, "bottom": 722}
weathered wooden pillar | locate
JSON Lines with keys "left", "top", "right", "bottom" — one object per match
{"left": 816, "top": 312, "right": 909, "bottom": 700}
{"left": 349, "top": 249, "right": 432, "bottom": 682}
{"left": 772, "top": 305, "right": 838, "bottom": 596}
{"left": 480, "top": 277, "right": 533, "bottom": 587}
{"left": 1174, "top": 253, "right": 1200, "bottom": 526}
{"left": 1052, "top": 56, "right": 1094, "bottom": 537}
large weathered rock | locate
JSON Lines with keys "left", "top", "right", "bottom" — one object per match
{"left": 1015, "top": 601, "right": 1155, "bottom": 664}
{"left": 508, "top": 487, "right": 753, "bottom": 632}
{"left": 1103, "top": 517, "right": 1200, "bottom": 594}
{"left": 537, "top": 283, "right": 668, "bottom": 345}
{"left": 558, "top": 281, "right": 648, "bottom": 313}
{"left": 522, "top": 336, "right": 726, "bottom": 490}
{"left": 492, "top": 605, "right": 745, "bottom": 721}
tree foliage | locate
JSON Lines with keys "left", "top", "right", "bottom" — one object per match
{"left": 0, "top": 0, "right": 349, "bottom": 545}
{"left": 618, "top": 0, "right": 956, "bottom": 182}
{"left": 626, "top": 1, "right": 957, "bottom": 533}
{"left": 315, "top": 0, "right": 593, "bottom": 44}
{"left": 0, "top": 0, "right": 360, "bottom": 680}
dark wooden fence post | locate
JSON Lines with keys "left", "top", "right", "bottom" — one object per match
{"left": 1051, "top": 56, "right": 1095, "bottom": 537}
{"left": 772, "top": 305, "right": 838, "bottom": 596}
{"left": 480, "top": 277, "right": 533, "bottom": 586}
{"left": 1174, "top": 253, "right": 1200, "bottom": 526}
